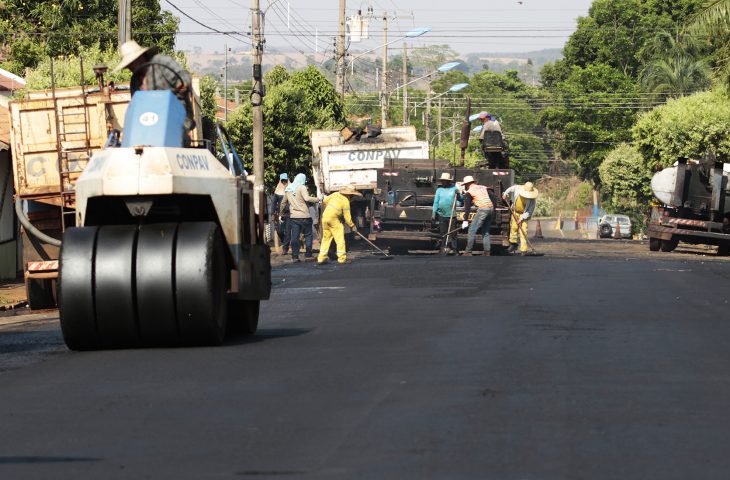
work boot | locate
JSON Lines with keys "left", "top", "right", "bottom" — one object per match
{"left": 292, "top": 256, "right": 301, "bottom": 263}
{"left": 446, "top": 249, "right": 456, "bottom": 256}
{"left": 461, "top": 251, "right": 473, "bottom": 256}
{"left": 483, "top": 250, "right": 491, "bottom": 257}
{"left": 507, "top": 243, "right": 518, "bottom": 254}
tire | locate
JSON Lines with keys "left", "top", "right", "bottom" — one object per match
{"left": 599, "top": 224, "right": 612, "bottom": 238}
{"left": 660, "top": 237, "right": 679, "bottom": 252}
{"left": 94, "top": 225, "right": 140, "bottom": 349}
{"left": 175, "top": 222, "right": 228, "bottom": 346}
{"left": 136, "top": 224, "right": 178, "bottom": 346}
{"left": 649, "top": 237, "right": 661, "bottom": 252}
{"left": 58, "top": 226, "right": 100, "bottom": 351}
{"left": 228, "top": 299, "right": 260, "bottom": 335}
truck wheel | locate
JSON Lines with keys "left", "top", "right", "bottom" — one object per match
{"left": 599, "top": 224, "right": 612, "bottom": 238}
{"left": 26, "top": 278, "right": 56, "bottom": 310}
{"left": 58, "top": 226, "right": 100, "bottom": 351}
{"left": 228, "top": 300, "right": 260, "bottom": 335}
{"left": 649, "top": 237, "right": 661, "bottom": 251}
{"left": 175, "top": 222, "right": 228, "bottom": 346}
{"left": 717, "top": 244, "right": 730, "bottom": 256}
{"left": 660, "top": 237, "right": 678, "bottom": 252}
{"left": 136, "top": 224, "right": 179, "bottom": 346}
{"left": 94, "top": 225, "right": 141, "bottom": 349}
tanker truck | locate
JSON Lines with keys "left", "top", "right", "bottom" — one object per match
{"left": 648, "top": 156, "right": 730, "bottom": 255}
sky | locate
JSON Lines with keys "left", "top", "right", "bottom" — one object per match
{"left": 164, "top": 0, "right": 595, "bottom": 58}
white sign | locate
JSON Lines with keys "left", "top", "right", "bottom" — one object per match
{"left": 139, "top": 112, "right": 159, "bottom": 126}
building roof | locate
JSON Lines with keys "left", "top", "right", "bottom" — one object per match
{"left": 0, "top": 68, "right": 26, "bottom": 91}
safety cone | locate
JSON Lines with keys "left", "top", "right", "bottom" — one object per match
{"left": 534, "top": 219, "right": 544, "bottom": 239}
{"left": 613, "top": 221, "right": 622, "bottom": 239}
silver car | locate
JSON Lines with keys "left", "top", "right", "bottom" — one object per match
{"left": 598, "top": 214, "right": 632, "bottom": 238}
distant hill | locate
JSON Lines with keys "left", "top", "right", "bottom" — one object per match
{"left": 184, "top": 47, "right": 564, "bottom": 83}
{"left": 463, "top": 48, "right": 563, "bottom": 76}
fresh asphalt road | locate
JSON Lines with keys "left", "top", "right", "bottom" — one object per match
{"left": 1, "top": 244, "right": 730, "bottom": 479}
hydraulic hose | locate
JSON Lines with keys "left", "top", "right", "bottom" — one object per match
{"left": 15, "top": 198, "right": 62, "bottom": 247}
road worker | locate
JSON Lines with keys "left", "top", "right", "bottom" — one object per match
{"left": 502, "top": 182, "right": 539, "bottom": 255}
{"left": 114, "top": 40, "right": 194, "bottom": 132}
{"left": 281, "top": 173, "right": 318, "bottom": 262}
{"left": 461, "top": 175, "right": 497, "bottom": 256}
{"left": 317, "top": 186, "right": 362, "bottom": 265}
{"left": 431, "top": 172, "right": 462, "bottom": 255}
{"left": 271, "top": 173, "right": 290, "bottom": 255}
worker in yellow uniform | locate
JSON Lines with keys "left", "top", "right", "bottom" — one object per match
{"left": 317, "top": 186, "right": 362, "bottom": 265}
{"left": 502, "top": 182, "right": 539, "bottom": 255}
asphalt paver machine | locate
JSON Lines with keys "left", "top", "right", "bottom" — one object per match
{"left": 58, "top": 89, "right": 271, "bottom": 350}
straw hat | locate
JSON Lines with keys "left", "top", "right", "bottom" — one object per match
{"left": 113, "top": 40, "right": 158, "bottom": 72}
{"left": 439, "top": 172, "right": 453, "bottom": 182}
{"left": 520, "top": 182, "right": 539, "bottom": 199}
{"left": 462, "top": 175, "right": 476, "bottom": 185}
{"left": 339, "top": 186, "right": 362, "bottom": 196}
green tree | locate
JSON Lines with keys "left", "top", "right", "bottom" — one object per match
{"left": 226, "top": 66, "right": 344, "bottom": 188}
{"left": 561, "top": 0, "right": 704, "bottom": 77}
{"left": 632, "top": 88, "right": 730, "bottom": 169}
{"left": 598, "top": 143, "right": 654, "bottom": 230}
{"left": 541, "top": 63, "right": 642, "bottom": 185}
{"left": 0, "top": 0, "right": 178, "bottom": 75}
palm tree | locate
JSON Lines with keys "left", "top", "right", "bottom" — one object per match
{"left": 687, "top": 1, "right": 730, "bottom": 87}
{"left": 639, "top": 30, "right": 711, "bottom": 97}
{"left": 639, "top": 56, "right": 711, "bottom": 97}
{"left": 689, "top": 0, "right": 730, "bottom": 35}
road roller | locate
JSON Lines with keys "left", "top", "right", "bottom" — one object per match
{"left": 58, "top": 89, "right": 271, "bottom": 350}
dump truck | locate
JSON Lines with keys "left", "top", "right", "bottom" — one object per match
{"left": 648, "top": 157, "right": 730, "bottom": 255}
{"left": 311, "top": 125, "right": 429, "bottom": 231}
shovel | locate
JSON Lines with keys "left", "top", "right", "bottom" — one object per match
{"left": 354, "top": 230, "right": 394, "bottom": 260}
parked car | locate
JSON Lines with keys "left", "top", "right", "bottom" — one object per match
{"left": 598, "top": 214, "right": 632, "bottom": 238}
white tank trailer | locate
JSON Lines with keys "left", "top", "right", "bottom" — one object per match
{"left": 648, "top": 158, "right": 730, "bottom": 254}
{"left": 59, "top": 90, "right": 271, "bottom": 350}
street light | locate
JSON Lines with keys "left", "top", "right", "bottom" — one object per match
{"left": 412, "top": 82, "right": 469, "bottom": 110}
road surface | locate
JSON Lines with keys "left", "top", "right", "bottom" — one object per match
{"left": 1, "top": 239, "right": 729, "bottom": 479}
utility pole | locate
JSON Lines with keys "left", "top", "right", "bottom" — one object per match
{"left": 425, "top": 87, "right": 432, "bottom": 154}
{"left": 380, "top": 12, "right": 388, "bottom": 127}
{"left": 402, "top": 42, "right": 408, "bottom": 126}
{"left": 251, "top": 0, "right": 265, "bottom": 212}
{"left": 118, "top": 0, "right": 132, "bottom": 46}
{"left": 437, "top": 98, "right": 442, "bottom": 146}
{"left": 224, "top": 44, "right": 228, "bottom": 123}
{"left": 335, "top": 0, "right": 347, "bottom": 99}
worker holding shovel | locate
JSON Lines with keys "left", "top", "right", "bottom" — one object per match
{"left": 431, "top": 172, "right": 462, "bottom": 255}
{"left": 502, "top": 182, "right": 539, "bottom": 255}
{"left": 460, "top": 175, "right": 498, "bottom": 256}
{"left": 317, "top": 186, "right": 362, "bottom": 265}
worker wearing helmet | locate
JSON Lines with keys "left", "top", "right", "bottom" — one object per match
{"left": 502, "top": 182, "right": 539, "bottom": 255}
{"left": 114, "top": 40, "right": 194, "bottom": 131}
{"left": 317, "top": 186, "right": 362, "bottom": 265}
